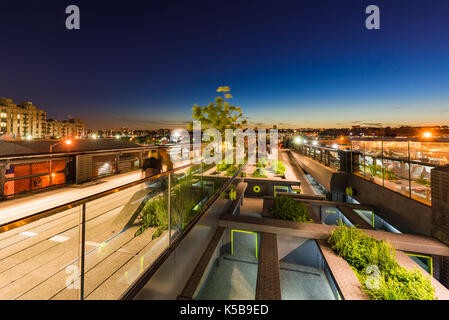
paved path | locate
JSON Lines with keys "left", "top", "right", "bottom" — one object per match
{"left": 280, "top": 150, "right": 317, "bottom": 195}
{"left": 0, "top": 171, "right": 144, "bottom": 225}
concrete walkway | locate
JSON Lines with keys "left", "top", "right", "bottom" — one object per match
{"left": 280, "top": 150, "right": 317, "bottom": 195}
{"left": 0, "top": 171, "right": 144, "bottom": 225}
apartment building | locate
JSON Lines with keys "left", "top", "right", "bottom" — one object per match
{"left": 0, "top": 98, "right": 47, "bottom": 139}
{"left": 46, "top": 118, "right": 86, "bottom": 138}
{"left": 0, "top": 98, "right": 85, "bottom": 139}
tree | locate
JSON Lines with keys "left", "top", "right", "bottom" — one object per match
{"left": 188, "top": 86, "right": 247, "bottom": 133}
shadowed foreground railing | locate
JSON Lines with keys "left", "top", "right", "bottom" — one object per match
{"left": 0, "top": 160, "right": 246, "bottom": 300}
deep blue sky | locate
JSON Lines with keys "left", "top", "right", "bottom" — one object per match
{"left": 1, "top": 0, "right": 449, "bottom": 129}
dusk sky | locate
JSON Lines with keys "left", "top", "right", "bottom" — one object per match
{"left": 1, "top": 0, "right": 449, "bottom": 130}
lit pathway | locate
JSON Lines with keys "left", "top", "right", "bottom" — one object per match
{"left": 0, "top": 159, "right": 192, "bottom": 226}
{"left": 279, "top": 150, "right": 317, "bottom": 195}
{"left": 0, "top": 171, "right": 143, "bottom": 225}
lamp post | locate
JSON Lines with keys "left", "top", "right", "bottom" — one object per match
{"left": 49, "top": 140, "right": 72, "bottom": 185}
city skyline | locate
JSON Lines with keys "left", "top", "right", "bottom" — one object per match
{"left": 1, "top": 0, "right": 449, "bottom": 130}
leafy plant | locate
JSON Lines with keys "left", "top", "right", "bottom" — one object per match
{"left": 252, "top": 168, "right": 267, "bottom": 178}
{"left": 135, "top": 174, "right": 206, "bottom": 238}
{"left": 216, "top": 160, "right": 230, "bottom": 172}
{"left": 135, "top": 194, "right": 168, "bottom": 238}
{"left": 256, "top": 158, "right": 268, "bottom": 168}
{"left": 271, "top": 160, "right": 286, "bottom": 175}
{"left": 225, "top": 165, "right": 239, "bottom": 177}
{"left": 270, "top": 196, "right": 312, "bottom": 223}
{"left": 328, "top": 223, "right": 435, "bottom": 300}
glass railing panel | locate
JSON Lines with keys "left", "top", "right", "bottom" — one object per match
{"left": 328, "top": 150, "right": 341, "bottom": 170}
{"left": 169, "top": 167, "right": 207, "bottom": 241}
{"left": 410, "top": 142, "right": 436, "bottom": 205}
{"left": 0, "top": 205, "right": 82, "bottom": 300}
{"left": 81, "top": 176, "right": 169, "bottom": 300}
{"left": 382, "top": 141, "right": 410, "bottom": 197}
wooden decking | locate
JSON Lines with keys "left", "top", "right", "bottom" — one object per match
{"left": 255, "top": 232, "right": 281, "bottom": 300}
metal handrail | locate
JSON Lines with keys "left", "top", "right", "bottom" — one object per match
{"left": 0, "top": 162, "right": 194, "bottom": 233}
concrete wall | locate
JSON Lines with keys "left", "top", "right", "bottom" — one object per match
{"left": 349, "top": 174, "right": 432, "bottom": 236}
{"left": 244, "top": 177, "right": 300, "bottom": 198}
{"left": 291, "top": 151, "right": 348, "bottom": 197}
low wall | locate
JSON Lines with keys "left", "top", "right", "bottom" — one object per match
{"left": 349, "top": 174, "right": 432, "bottom": 236}
{"left": 244, "top": 177, "right": 300, "bottom": 198}
{"left": 290, "top": 151, "right": 348, "bottom": 196}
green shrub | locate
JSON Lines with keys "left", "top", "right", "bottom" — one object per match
{"left": 225, "top": 165, "right": 239, "bottom": 176}
{"left": 256, "top": 158, "right": 268, "bottom": 168}
{"left": 135, "top": 195, "right": 168, "bottom": 238}
{"left": 216, "top": 160, "right": 230, "bottom": 172}
{"left": 271, "top": 160, "right": 286, "bottom": 175}
{"left": 135, "top": 177, "right": 205, "bottom": 238}
{"left": 252, "top": 168, "right": 267, "bottom": 178}
{"left": 328, "top": 223, "right": 435, "bottom": 300}
{"left": 270, "top": 196, "right": 312, "bottom": 223}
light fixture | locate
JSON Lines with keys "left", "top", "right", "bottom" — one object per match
{"left": 332, "top": 143, "right": 338, "bottom": 149}
{"left": 65, "top": 140, "right": 72, "bottom": 145}
{"left": 423, "top": 132, "right": 432, "bottom": 139}
{"left": 312, "top": 141, "right": 318, "bottom": 146}
{"left": 293, "top": 137, "right": 302, "bottom": 144}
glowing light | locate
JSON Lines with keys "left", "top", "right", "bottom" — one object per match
{"left": 303, "top": 139, "right": 308, "bottom": 144}
{"left": 423, "top": 132, "right": 432, "bottom": 139}
{"left": 293, "top": 137, "right": 302, "bottom": 144}
{"left": 65, "top": 140, "right": 72, "bottom": 145}
{"left": 332, "top": 144, "right": 338, "bottom": 149}
{"left": 92, "top": 134, "right": 97, "bottom": 139}
{"left": 312, "top": 141, "right": 318, "bottom": 146}
{"left": 26, "top": 135, "right": 32, "bottom": 140}
{"left": 115, "top": 135, "right": 121, "bottom": 139}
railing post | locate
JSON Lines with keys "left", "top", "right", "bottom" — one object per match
{"left": 408, "top": 141, "right": 412, "bottom": 198}
{"left": 78, "top": 203, "right": 86, "bottom": 300}
{"left": 168, "top": 173, "right": 172, "bottom": 247}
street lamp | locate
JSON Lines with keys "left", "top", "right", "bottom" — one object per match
{"left": 49, "top": 140, "right": 72, "bottom": 185}
{"left": 50, "top": 139, "right": 72, "bottom": 152}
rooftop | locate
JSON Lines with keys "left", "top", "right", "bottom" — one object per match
{"left": 0, "top": 139, "right": 144, "bottom": 158}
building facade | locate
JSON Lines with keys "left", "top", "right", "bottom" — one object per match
{"left": 0, "top": 98, "right": 47, "bottom": 139}
{"left": 0, "top": 98, "right": 86, "bottom": 139}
